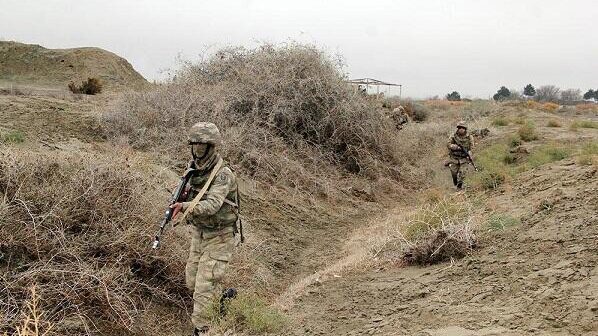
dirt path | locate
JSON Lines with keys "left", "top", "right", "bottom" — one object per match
{"left": 285, "top": 159, "right": 597, "bottom": 336}
{"left": 279, "top": 108, "right": 598, "bottom": 336}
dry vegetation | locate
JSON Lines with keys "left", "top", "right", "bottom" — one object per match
{"left": 103, "top": 43, "right": 434, "bottom": 197}
{"left": 2, "top": 43, "right": 448, "bottom": 335}
{"left": 0, "top": 148, "right": 190, "bottom": 335}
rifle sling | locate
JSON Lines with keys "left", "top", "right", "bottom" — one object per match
{"left": 178, "top": 158, "right": 224, "bottom": 224}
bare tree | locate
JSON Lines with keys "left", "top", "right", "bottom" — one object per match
{"left": 534, "top": 85, "right": 560, "bottom": 102}
{"left": 560, "top": 88, "right": 581, "bottom": 102}
{"left": 509, "top": 89, "right": 522, "bottom": 100}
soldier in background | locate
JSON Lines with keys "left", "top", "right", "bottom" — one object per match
{"left": 447, "top": 121, "right": 474, "bottom": 190}
{"left": 390, "top": 106, "right": 410, "bottom": 129}
{"left": 170, "top": 122, "right": 241, "bottom": 335}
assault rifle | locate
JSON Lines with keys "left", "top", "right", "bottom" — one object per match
{"left": 457, "top": 144, "right": 478, "bottom": 171}
{"left": 152, "top": 161, "right": 197, "bottom": 249}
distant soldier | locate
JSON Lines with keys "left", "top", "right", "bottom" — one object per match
{"left": 447, "top": 121, "right": 475, "bottom": 190}
{"left": 170, "top": 122, "right": 242, "bottom": 335}
{"left": 391, "top": 106, "right": 410, "bottom": 129}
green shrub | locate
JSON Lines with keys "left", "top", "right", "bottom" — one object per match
{"left": 503, "top": 152, "right": 516, "bottom": 164}
{"left": 518, "top": 122, "right": 539, "bottom": 142}
{"left": 215, "top": 294, "right": 287, "bottom": 333}
{"left": 487, "top": 214, "right": 521, "bottom": 231}
{"left": 492, "top": 117, "right": 509, "bottom": 126}
{"left": 467, "top": 143, "right": 513, "bottom": 190}
{"left": 508, "top": 135, "right": 522, "bottom": 148}
{"left": 526, "top": 145, "right": 571, "bottom": 168}
{"left": 578, "top": 142, "right": 598, "bottom": 165}
{"left": 546, "top": 120, "right": 561, "bottom": 127}
{"left": 570, "top": 120, "right": 598, "bottom": 130}
{"left": 1, "top": 130, "right": 25, "bottom": 144}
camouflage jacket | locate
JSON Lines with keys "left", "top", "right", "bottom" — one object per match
{"left": 448, "top": 133, "right": 474, "bottom": 159}
{"left": 181, "top": 166, "right": 239, "bottom": 231}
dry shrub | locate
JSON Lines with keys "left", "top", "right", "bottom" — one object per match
{"left": 401, "top": 197, "right": 476, "bottom": 265}
{"left": 0, "top": 147, "right": 189, "bottom": 335}
{"left": 575, "top": 104, "right": 598, "bottom": 112}
{"left": 547, "top": 120, "right": 561, "bottom": 127}
{"left": 525, "top": 100, "right": 542, "bottom": 109}
{"left": 68, "top": 78, "right": 103, "bottom": 95}
{"left": 373, "top": 197, "right": 477, "bottom": 266}
{"left": 104, "top": 43, "right": 417, "bottom": 194}
{"left": 402, "top": 101, "right": 429, "bottom": 122}
{"left": 424, "top": 100, "right": 466, "bottom": 110}
{"left": 541, "top": 102, "right": 559, "bottom": 112}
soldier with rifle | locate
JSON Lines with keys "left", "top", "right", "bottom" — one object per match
{"left": 153, "top": 122, "right": 243, "bottom": 335}
{"left": 447, "top": 121, "right": 476, "bottom": 190}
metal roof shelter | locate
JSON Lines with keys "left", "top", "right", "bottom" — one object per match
{"left": 347, "top": 78, "right": 402, "bottom": 99}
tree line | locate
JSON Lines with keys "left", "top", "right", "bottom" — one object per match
{"left": 444, "top": 85, "right": 597, "bottom": 103}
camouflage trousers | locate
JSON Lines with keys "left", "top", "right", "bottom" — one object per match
{"left": 186, "top": 226, "right": 235, "bottom": 328}
{"left": 448, "top": 157, "right": 470, "bottom": 188}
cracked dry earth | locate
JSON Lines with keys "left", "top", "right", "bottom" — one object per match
{"left": 288, "top": 159, "right": 597, "bottom": 336}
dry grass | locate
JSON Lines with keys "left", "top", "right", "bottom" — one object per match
{"left": 541, "top": 102, "right": 560, "bottom": 112}
{"left": 8, "top": 286, "right": 54, "bottom": 336}
{"left": 525, "top": 100, "right": 542, "bottom": 109}
{"left": 0, "top": 147, "right": 190, "bottom": 335}
{"left": 424, "top": 100, "right": 467, "bottom": 109}
{"left": 546, "top": 120, "right": 562, "bottom": 127}
{"left": 575, "top": 104, "right": 598, "bottom": 113}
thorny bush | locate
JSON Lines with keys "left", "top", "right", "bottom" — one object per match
{"left": 104, "top": 43, "right": 412, "bottom": 194}
{"left": 0, "top": 148, "right": 190, "bottom": 335}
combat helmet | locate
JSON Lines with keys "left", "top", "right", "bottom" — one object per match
{"left": 188, "top": 122, "right": 222, "bottom": 147}
{"left": 456, "top": 121, "right": 468, "bottom": 129}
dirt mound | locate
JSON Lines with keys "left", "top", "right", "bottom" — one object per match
{"left": 0, "top": 41, "right": 148, "bottom": 91}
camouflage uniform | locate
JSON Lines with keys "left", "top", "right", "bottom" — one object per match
{"left": 447, "top": 122, "right": 474, "bottom": 189}
{"left": 391, "top": 106, "right": 410, "bottom": 129}
{"left": 180, "top": 122, "right": 239, "bottom": 331}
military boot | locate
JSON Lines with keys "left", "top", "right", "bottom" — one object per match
{"left": 193, "top": 326, "right": 209, "bottom": 335}
{"left": 219, "top": 288, "right": 238, "bottom": 316}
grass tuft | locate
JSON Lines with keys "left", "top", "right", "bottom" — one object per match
{"left": 577, "top": 142, "right": 598, "bottom": 166}
{"left": 211, "top": 294, "right": 287, "bottom": 334}
{"left": 487, "top": 214, "right": 521, "bottom": 231}
{"left": 526, "top": 144, "right": 571, "bottom": 168}
{"left": 491, "top": 117, "right": 509, "bottom": 127}
{"left": 546, "top": 120, "right": 561, "bottom": 127}
{"left": 467, "top": 143, "right": 513, "bottom": 190}
{"left": 518, "top": 122, "right": 539, "bottom": 142}
{"left": 570, "top": 120, "right": 598, "bottom": 130}
{"left": 1, "top": 130, "right": 25, "bottom": 144}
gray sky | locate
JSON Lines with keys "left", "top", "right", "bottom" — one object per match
{"left": 1, "top": 0, "right": 596, "bottom": 98}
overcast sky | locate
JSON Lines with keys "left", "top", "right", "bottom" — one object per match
{"left": 1, "top": 0, "right": 596, "bottom": 98}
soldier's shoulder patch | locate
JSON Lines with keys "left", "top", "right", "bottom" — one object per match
{"left": 215, "top": 168, "right": 233, "bottom": 184}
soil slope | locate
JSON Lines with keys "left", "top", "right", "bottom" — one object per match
{"left": 0, "top": 41, "right": 148, "bottom": 91}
